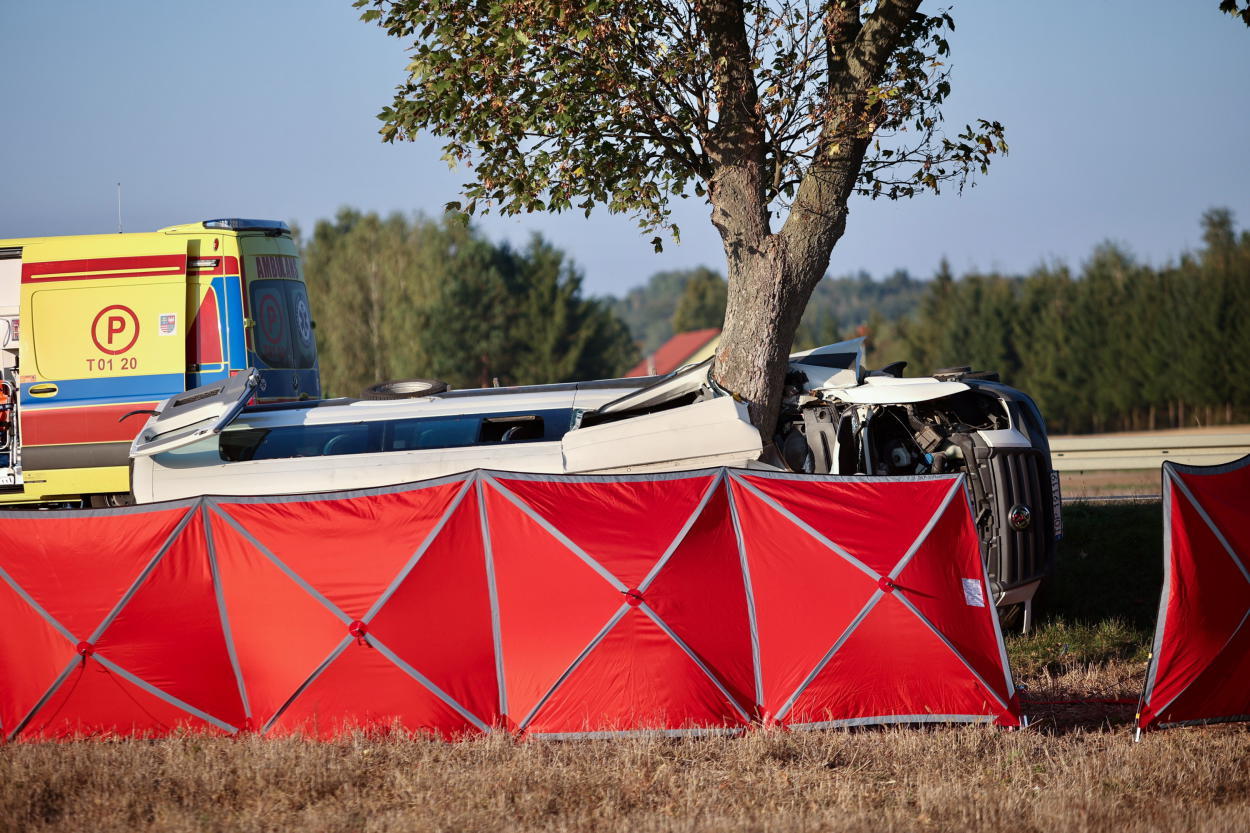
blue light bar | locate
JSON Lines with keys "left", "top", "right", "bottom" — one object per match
{"left": 202, "top": 219, "right": 290, "bottom": 232}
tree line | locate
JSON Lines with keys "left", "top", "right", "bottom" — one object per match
{"left": 298, "top": 209, "right": 636, "bottom": 397}
{"left": 605, "top": 208, "right": 1249, "bottom": 434}
{"left": 891, "top": 209, "right": 1250, "bottom": 434}
{"left": 299, "top": 207, "right": 1247, "bottom": 435}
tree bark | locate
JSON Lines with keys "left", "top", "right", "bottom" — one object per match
{"left": 716, "top": 233, "right": 834, "bottom": 433}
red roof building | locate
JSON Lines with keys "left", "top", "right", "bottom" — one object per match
{"left": 626, "top": 328, "right": 721, "bottom": 378}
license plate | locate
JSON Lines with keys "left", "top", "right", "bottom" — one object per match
{"left": 0, "top": 474, "right": 15, "bottom": 486}
{"left": 1050, "top": 470, "right": 1064, "bottom": 539}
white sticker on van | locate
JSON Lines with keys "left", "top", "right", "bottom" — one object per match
{"left": 158, "top": 313, "right": 177, "bottom": 336}
{"left": 961, "top": 578, "right": 986, "bottom": 607}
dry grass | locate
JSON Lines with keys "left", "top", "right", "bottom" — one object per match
{"left": 3, "top": 657, "right": 1249, "bottom": 833}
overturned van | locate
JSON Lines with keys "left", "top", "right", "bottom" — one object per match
{"left": 130, "top": 338, "right": 1060, "bottom": 619}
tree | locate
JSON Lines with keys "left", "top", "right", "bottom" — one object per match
{"left": 300, "top": 210, "right": 636, "bottom": 394}
{"left": 357, "top": 0, "right": 1005, "bottom": 434}
{"left": 1221, "top": 0, "right": 1250, "bottom": 26}
{"left": 508, "top": 235, "right": 640, "bottom": 384}
{"left": 671, "top": 267, "right": 727, "bottom": 332}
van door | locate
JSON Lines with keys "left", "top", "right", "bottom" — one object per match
{"left": 20, "top": 247, "right": 190, "bottom": 473}
{"left": 130, "top": 369, "right": 258, "bottom": 457}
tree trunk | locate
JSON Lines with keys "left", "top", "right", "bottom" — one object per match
{"left": 714, "top": 234, "right": 834, "bottom": 437}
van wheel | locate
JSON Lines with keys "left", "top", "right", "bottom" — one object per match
{"left": 361, "top": 378, "right": 449, "bottom": 399}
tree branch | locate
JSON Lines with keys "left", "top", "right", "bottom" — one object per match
{"left": 847, "top": 0, "right": 923, "bottom": 85}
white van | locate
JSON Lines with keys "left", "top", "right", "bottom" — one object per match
{"left": 128, "top": 339, "right": 1060, "bottom": 623}
{"left": 127, "top": 363, "right": 765, "bottom": 502}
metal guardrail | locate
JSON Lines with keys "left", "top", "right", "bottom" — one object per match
{"left": 1050, "top": 433, "right": 1250, "bottom": 471}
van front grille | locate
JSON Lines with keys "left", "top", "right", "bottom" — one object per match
{"left": 973, "top": 447, "right": 1055, "bottom": 592}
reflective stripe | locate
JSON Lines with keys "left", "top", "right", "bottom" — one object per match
{"left": 1144, "top": 463, "right": 1250, "bottom": 723}
{"left": 485, "top": 468, "right": 722, "bottom": 486}
{"left": 965, "top": 474, "right": 1017, "bottom": 702}
{"left": 1157, "top": 712, "right": 1250, "bottom": 730}
{"left": 1141, "top": 466, "right": 1178, "bottom": 710}
{"left": 483, "top": 473, "right": 628, "bottom": 593}
{"left": 1170, "top": 470, "right": 1250, "bottom": 584}
{"left": 363, "top": 478, "right": 474, "bottom": 623}
{"left": 730, "top": 474, "right": 879, "bottom": 583}
{"left": 261, "top": 636, "right": 353, "bottom": 734}
{"left": 476, "top": 476, "right": 509, "bottom": 720}
{"left": 367, "top": 634, "right": 491, "bottom": 733}
{"left": 208, "top": 504, "right": 351, "bottom": 625}
{"left": 788, "top": 714, "right": 999, "bottom": 730}
{"left": 89, "top": 506, "right": 198, "bottom": 642}
{"left": 775, "top": 589, "right": 884, "bottom": 721}
{"left": 1150, "top": 606, "right": 1250, "bottom": 722}
{"left": 0, "top": 564, "right": 77, "bottom": 645}
{"left": 203, "top": 504, "right": 252, "bottom": 722}
{"left": 7, "top": 657, "right": 78, "bottom": 740}
{"left": 725, "top": 474, "right": 764, "bottom": 709}
{"left": 94, "top": 654, "right": 238, "bottom": 734}
{"left": 891, "top": 592, "right": 1008, "bottom": 710}
{"left": 886, "top": 478, "right": 963, "bottom": 581}
{"left": 640, "top": 602, "right": 752, "bottom": 724}
{"left": 637, "top": 471, "right": 724, "bottom": 591}
{"left": 519, "top": 604, "right": 631, "bottom": 731}
{"left": 202, "top": 469, "right": 471, "bottom": 507}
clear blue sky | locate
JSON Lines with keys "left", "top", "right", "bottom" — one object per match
{"left": 2, "top": 1, "right": 1247, "bottom": 296}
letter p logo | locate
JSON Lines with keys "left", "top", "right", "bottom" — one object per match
{"left": 91, "top": 305, "right": 140, "bottom": 355}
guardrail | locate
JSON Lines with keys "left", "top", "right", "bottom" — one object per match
{"left": 1050, "top": 433, "right": 1250, "bottom": 471}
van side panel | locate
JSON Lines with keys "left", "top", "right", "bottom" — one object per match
{"left": 14, "top": 244, "right": 189, "bottom": 494}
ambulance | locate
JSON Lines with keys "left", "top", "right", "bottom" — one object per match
{"left": 0, "top": 219, "right": 319, "bottom": 506}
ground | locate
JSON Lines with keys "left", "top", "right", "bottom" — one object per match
{"left": 2, "top": 503, "right": 1248, "bottom": 833}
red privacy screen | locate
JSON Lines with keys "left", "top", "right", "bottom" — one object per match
{"left": 1139, "top": 455, "right": 1250, "bottom": 732}
{"left": 0, "top": 469, "right": 1017, "bottom": 739}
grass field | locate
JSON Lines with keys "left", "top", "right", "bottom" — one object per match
{"left": 4, "top": 502, "right": 1248, "bottom": 833}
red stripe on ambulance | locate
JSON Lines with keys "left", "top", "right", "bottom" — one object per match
{"left": 21, "top": 403, "right": 160, "bottom": 446}
{"left": 22, "top": 255, "right": 187, "bottom": 283}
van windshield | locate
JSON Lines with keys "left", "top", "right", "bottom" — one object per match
{"left": 249, "top": 280, "right": 316, "bottom": 369}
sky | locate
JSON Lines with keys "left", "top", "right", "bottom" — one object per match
{"left": 1, "top": 1, "right": 1247, "bottom": 297}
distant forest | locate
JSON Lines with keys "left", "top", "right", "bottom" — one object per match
{"left": 297, "top": 210, "right": 636, "bottom": 397}
{"left": 298, "top": 208, "right": 1248, "bottom": 435}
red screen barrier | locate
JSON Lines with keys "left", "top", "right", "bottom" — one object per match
{"left": 1140, "top": 455, "right": 1250, "bottom": 731}
{"left": 0, "top": 469, "right": 1017, "bottom": 739}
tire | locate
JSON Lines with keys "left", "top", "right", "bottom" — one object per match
{"left": 361, "top": 378, "right": 449, "bottom": 400}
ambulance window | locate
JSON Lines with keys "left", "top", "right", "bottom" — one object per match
{"left": 286, "top": 283, "right": 317, "bottom": 368}
{"left": 249, "top": 280, "right": 317, "bottom": 369}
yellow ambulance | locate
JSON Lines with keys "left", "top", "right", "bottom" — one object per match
{"left": 0, "top": 219, "right": 320, "bottom": 506}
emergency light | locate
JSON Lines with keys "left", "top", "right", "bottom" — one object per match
{"left": 202, "top": 219, "right": 290, "bottom": 233}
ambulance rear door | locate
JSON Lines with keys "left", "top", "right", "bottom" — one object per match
{"left": 0, "top": 246, "right": 20, "bottom": 487}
